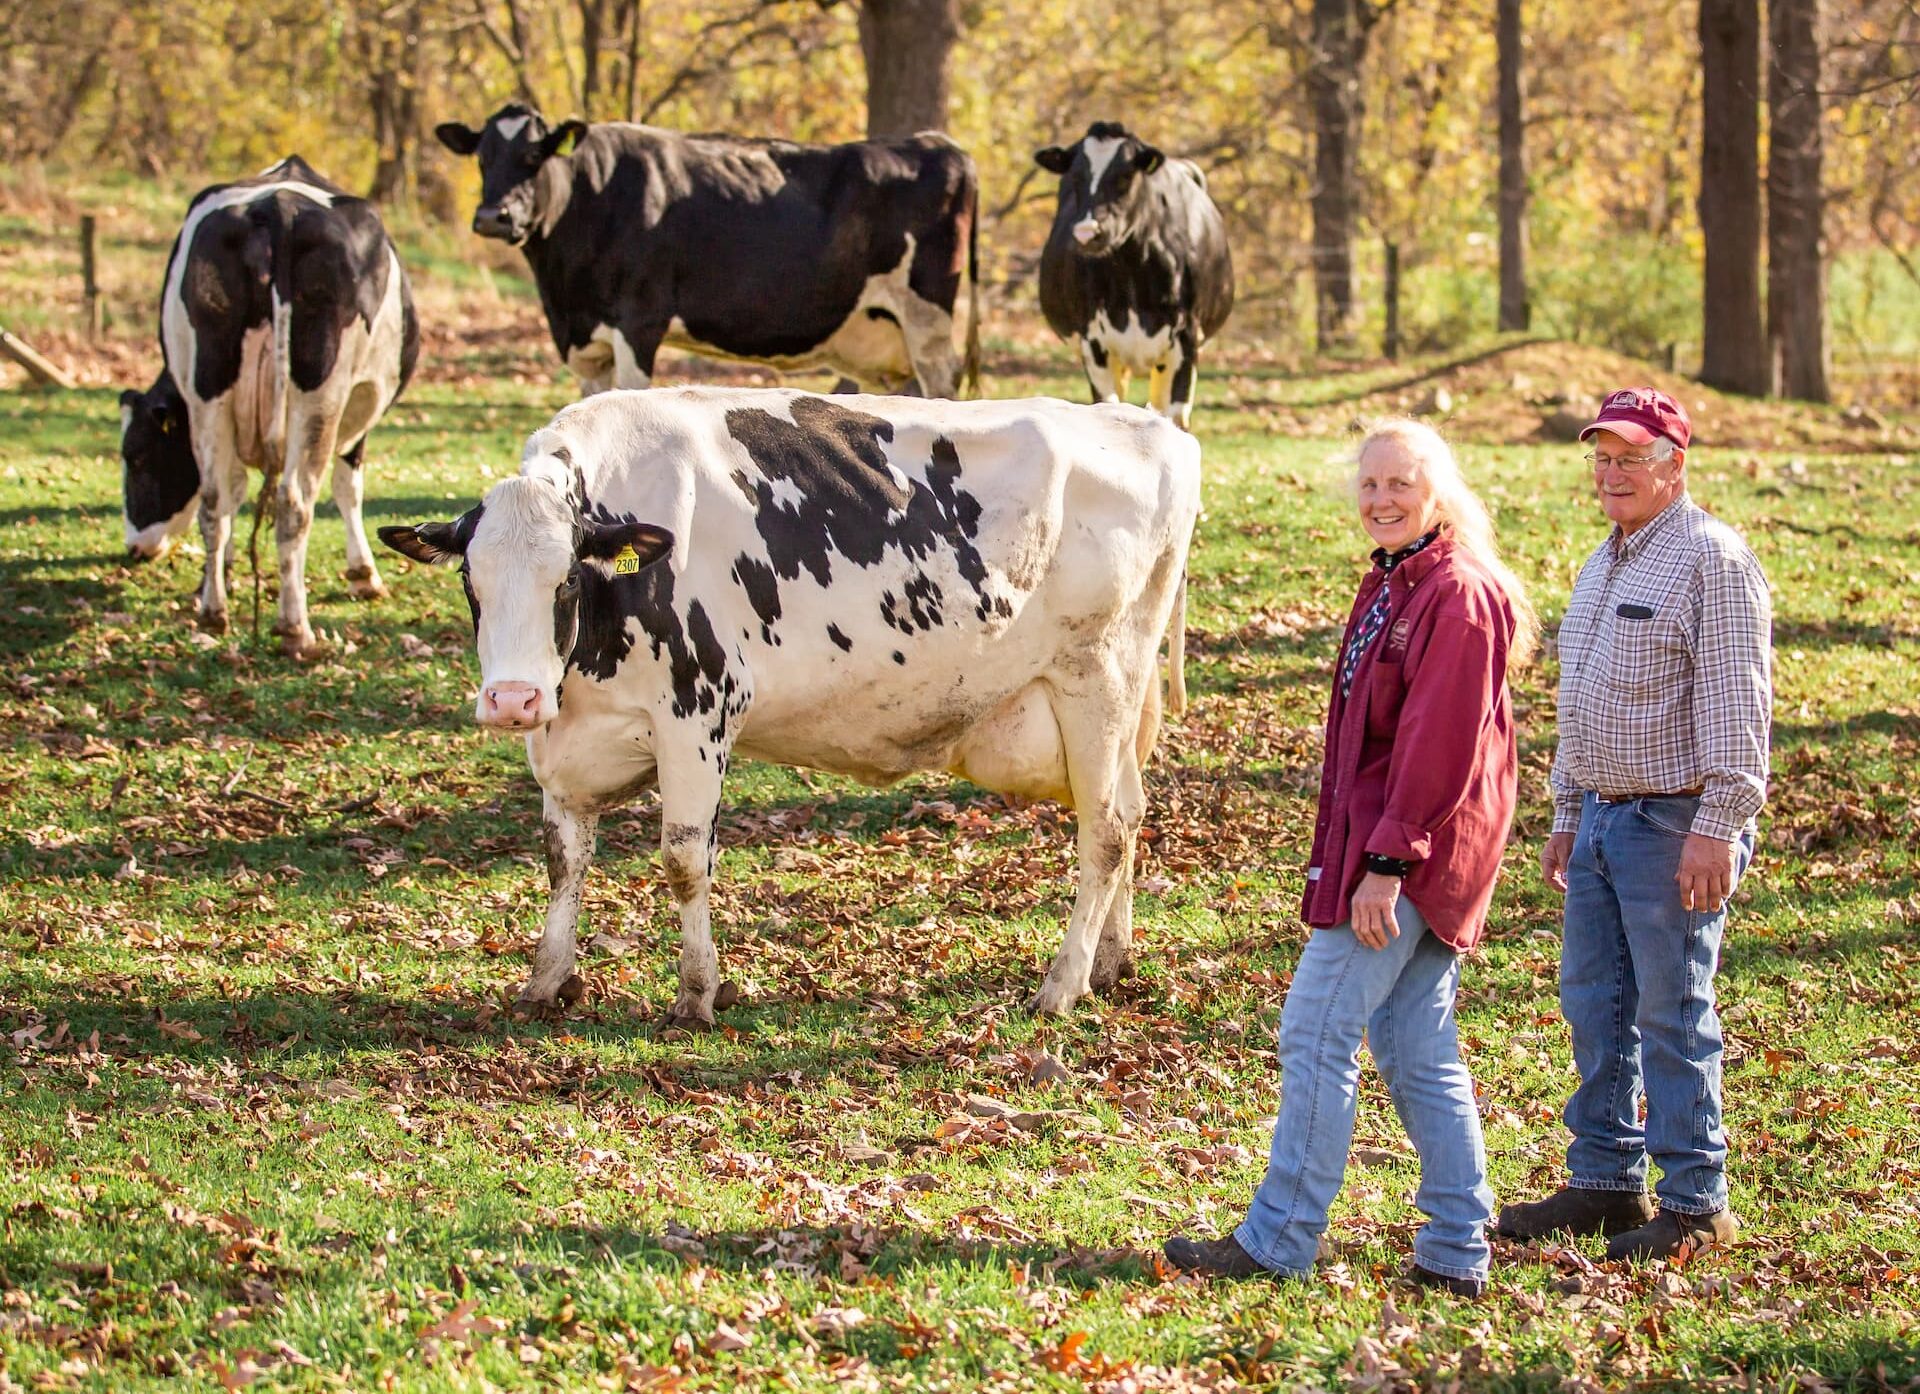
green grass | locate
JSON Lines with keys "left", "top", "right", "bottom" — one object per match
{"left": 1, "top": 364, "right": 1918, "bottom": 1392}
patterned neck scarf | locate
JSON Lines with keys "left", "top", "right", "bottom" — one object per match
{"left": 1339, "top": 527, "right": 1441, "bottom": 698}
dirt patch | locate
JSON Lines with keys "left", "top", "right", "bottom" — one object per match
{"left": 1205, "top": 338, "right": 1918, "bottom": 455}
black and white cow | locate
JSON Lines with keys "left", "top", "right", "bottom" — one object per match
{"left": 119, "top": 155, "right": 419, "bottom": 657}
{"left": 1035, "top": 122, "right": 1233, "bottom": 430}
{"left": 434, "top": 106, "right": 980, "bottom": 398}
{"left": 380, "top": 388, "right": 1198, "bottom": 1024}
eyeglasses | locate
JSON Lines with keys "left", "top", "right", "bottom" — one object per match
{"left": 1584, "top": 451, "right": 1665, "bottom": 473}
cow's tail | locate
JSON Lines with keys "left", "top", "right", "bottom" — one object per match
{"left": 963, "top": 175, "right": 982, "bottom": 398}
{"left": 1165, "top": 569, "right": 1188, "bottom": 718}
{"left": 243, "top": 218, "right": 288, "bottom": 637}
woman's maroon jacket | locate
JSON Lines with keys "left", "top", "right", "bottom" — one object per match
{"left": 1301, "top": 533, "right": 1519, "bottom": 951}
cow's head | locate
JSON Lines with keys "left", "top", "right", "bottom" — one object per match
{"left": 1034, "top": 121, "right": 1167, "bottom": 258}
{"left": 434, "top": 105, "right": 587, "bottom": 245}
{"left": 119, "top": 368, "right": 200, "bottom": 561}
{"left": 378, "top": 461, "right": 672, "bottom": 731}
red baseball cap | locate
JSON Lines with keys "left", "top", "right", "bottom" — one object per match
{"left": 1579, "top": 387, "right": 1692, "bottom": 450}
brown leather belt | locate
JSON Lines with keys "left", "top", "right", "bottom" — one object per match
{"left": 1593, "top": 785, "right": 1705, "bottom": 804}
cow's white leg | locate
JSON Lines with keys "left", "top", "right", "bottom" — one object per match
{"left": 1168, "top": 331, "right": 1199, "bottom": 432}
{"left": 1030, "top": 677, "right": 1141, "bottom": 1016}
{"left": 275, "top": 400, "right": 341, "bottom": 657}
{"left": 331, "top": 442, "right": 386, "bottom": 600}
{"left": 1090, "top": 742, "right": 1146, "bottom": 992}
{"left": 194, "top": 413, "right": 247, "bottom": 634}
{"left": 521, "top": 794, "right": 599, "bottom": 1007}
{"left": 1079, "top": 338, "right": 1121, "bottom": 404}
{"left": 657, "top": 743, "right": 730, "bottom": 1029}
{"left": 609, "top": 327, "right": 655, "bottom": 391}
{"left": 901, "top": 298, "right": 961, "bottom": 399}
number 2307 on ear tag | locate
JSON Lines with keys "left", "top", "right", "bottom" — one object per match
{"left": 613, "top": 545, "right": 640, "bottom": 575}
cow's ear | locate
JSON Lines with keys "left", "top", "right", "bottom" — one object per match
{"left": 579, "top": 520, "right": 673, "bottom": 571}
{"left": 1033, "top": 145, "right": 1074, "bottom": 175}
{"left": 119, "top": 388, "right": 141, "bottom": 410}
{"left": 435, "top": 122, "right": 482, "bottom": 156}
{"left": 379, "top": 520, "right": 469, "bottom": 566}
{"left": 539, "top": 120, "right": 588, "bottom": 160}
{"left": 1133, "top": 144, "right": 1166, "bottom": 175}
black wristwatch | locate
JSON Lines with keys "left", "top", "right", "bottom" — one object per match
{"left": 1365, "top": 853, "right": 1414, "bottom": 877}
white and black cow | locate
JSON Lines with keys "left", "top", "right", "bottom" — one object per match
{"left": 434, "top": 106, "right": 980, "bottom": 398}
{"left": 119, "top": 155, "right": 419, "bottom": 657}
{"left": 1035, "top": 122, "right": 1233, "bottom": 430}
{"left": 380, "top": 387, "right": 1198, "bottom": 1024}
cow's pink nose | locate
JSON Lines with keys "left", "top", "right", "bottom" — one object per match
{"left": 1073, "top": 221, "right": 1099, "bottom": 244}
{"left": 479, "top": 682, "right": 543, "bottom": 728}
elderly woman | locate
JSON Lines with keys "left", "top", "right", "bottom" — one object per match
{"left": 1165, "top": 420, "right": 1538, "bottom": 1296}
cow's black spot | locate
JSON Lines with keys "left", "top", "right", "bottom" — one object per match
{"left": 827, "top": 623, "right": 852, "bottom": 652}
{"left": 724, "top": 398, "right": 995, "bottom": 625}
{"left": 892, "top": 650, "right": 905, "bottom": 665}
{"left": 552, "top": 565, "right": 582, "bottom": 655}
{"left": 730, "top": 553, "right": 782, "bottom": 644}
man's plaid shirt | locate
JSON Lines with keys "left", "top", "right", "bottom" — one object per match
{"left": 1550, "top": 494, "right": 1772, "bottom": 842}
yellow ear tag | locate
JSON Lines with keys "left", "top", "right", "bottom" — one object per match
{"left": 613, "top": 544, "right": 641, "bottom": 575}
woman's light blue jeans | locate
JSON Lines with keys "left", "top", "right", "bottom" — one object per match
{"left": 1235, "top": 896, "right": 1494, "bottom": 1281}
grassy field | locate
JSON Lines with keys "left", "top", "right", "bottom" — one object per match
{"left": 3, "top": 313, "right": 1919, "bottom": 1392}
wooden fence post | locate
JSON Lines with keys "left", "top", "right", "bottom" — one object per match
{"left": 1383, "top": 239, "right": 1402, "bottom": 361}
{"left": 0, "top": 324, "right": 78, "bottom": 388}
{"left": 81, "top": 215, "right": 103, "bottom": 339}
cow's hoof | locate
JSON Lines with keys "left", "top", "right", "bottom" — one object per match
{"left": 1025, "top": 985, "right": 1084, "bottom": 1018}
{"left": 196, "top": 610, "right": 229, "bottom": 636}
{"left": 712, "top": 980, "right": 741, "bottom": 1012}
{"left": 345, "top": 568, "right": 387, "bottom": 601}
{"left": 514, "top": 973, "right": 585, "bottom": 1016}
{"left": 662, "top": 1013, "right": 714, "bottom": 1035}
{"left": 282, "top": 632, "right": 327, "bottom": 663}
{"left": 1089, "top": 954, "right": 1136, "bottom": 993}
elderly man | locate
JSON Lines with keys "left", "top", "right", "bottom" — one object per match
{"left": 1498, "top": 388, "right": 1771, "bottom": 1262}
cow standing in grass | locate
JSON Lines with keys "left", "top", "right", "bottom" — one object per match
{"left": 381, "top": 388, "right": 1198, "bottom": 1024}
{"left": 1034, "top": 122, "right": 1234, "bottom": 430}
{"left": 119, "top": 156, "right": 418, "bottom": 658}
{"left": 434, "top": 106, "right": 980, "bottom": 398}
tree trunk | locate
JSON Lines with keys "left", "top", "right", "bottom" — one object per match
{"left": 366, "top": 3, "right": 422, "bottom": 206}
{"left": 858, "top": 0, "right": 961, "bottom": 140}
{"left": 1698, "top": 0, "right": 1769, "bottom": 396}
{"left": 578, "top": 0, "right": 613, "bottom": 118}
{"left": 1309, "top": 0, "right": 1368, "bottom": 352}
{"left": 1496, "top": 0, "right": 1529, "bottom": 332}
{"left": 1768, "top": 0, "right": 1829, "bottom": 401}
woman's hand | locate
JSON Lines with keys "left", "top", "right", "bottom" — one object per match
{"left": 1349, "top": 871, "right": 1402, "bottom": 950}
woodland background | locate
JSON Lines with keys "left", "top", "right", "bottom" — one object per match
{"left": 3, "top": 0, "right": 1920, "bottom": 401}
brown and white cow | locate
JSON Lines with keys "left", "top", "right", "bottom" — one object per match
{"left": 381, "top": 387, "right": 1199, "bottom": 1024}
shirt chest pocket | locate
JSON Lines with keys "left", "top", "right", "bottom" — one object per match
{"left": 1363, "top": 629, "right": 1410, "bottom": 736}
{"left": 1605, "top": 604, "right": 1690, "bottom": 699}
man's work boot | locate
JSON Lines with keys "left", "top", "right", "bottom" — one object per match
{"left": 1495, "top": 1186, "right": 1656, "bottom": 1241}
{"left": 1605, "top": 1207, "right": 1738, "bottom": 1262}
{"left": 1162, "top": 1232, "right": 1271, "bottom": 1280}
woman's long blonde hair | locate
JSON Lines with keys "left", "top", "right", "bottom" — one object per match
{"left": 1354, "top": 418, "right": 1540, "bottom": 666}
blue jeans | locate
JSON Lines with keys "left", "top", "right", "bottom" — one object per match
{"left": 1561, "top": 793, "right": 1754, "bottom": 1215}
{"left": 1236, "top": 897, "right": 1494, "bottom": 1281}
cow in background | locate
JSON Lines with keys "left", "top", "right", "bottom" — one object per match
{"left": 1035, "top": 122, "right": 1233, "bottom": 430}
{"left": 434, "top": 106, "right": 980, "bottom": 398}
{"left": 120, "top": 155, "right": 418, "bottom": 658}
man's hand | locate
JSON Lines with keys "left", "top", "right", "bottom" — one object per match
{"left": 1540, "top": 832, "right": 1576, "bottom": 894}
{"left": 1677, "top": 833, "right": 1738, "bottom": 912}
{"left": 1349, "top": 871, "right": 1402, "bottom": 950}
